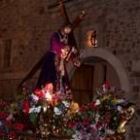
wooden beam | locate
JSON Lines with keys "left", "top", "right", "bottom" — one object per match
{"left": 47, "top": 0, "right": 74, "bottom": 9}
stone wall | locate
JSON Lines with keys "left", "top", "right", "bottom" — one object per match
{"left": 0, "top": 0, "right": 63, "bottom": 99}
{"left": 0, "top": 0, "right": 140, "bottom": 139}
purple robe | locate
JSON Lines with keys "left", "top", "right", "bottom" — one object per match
{"left": 36, "top": 31, "right": 78, "bottom": 92}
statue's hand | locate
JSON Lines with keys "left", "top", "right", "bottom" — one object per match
{"left": 73, "top": 58, "right": 81, "bottom": 67}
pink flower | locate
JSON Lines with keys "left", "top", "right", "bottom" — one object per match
{"left": 44, "top": 83, "right": 54, "bottom": 93}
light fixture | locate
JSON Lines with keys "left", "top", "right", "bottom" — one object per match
{"left": 86, "top": 30, "right": 98, "bottom": 47}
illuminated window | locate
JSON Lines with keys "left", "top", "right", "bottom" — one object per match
{"left": 86, "top": 30, "right": 98, "bottom": 47}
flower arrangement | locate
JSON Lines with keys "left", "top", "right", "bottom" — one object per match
{"left": 66, "top": 84, "right": 135, "bottom": 140}
{"left": 0, "top": 83, "right": 135, "bottom": 140}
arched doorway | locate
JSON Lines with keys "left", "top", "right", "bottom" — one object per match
{"left": 70, "top": 48, "right": 130, "bottom": 104}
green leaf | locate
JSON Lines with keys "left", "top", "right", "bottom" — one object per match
{"left": 29, "top": 113, "right": 37, "bottom": 125}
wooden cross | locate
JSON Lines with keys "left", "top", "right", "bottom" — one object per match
{"left": 47, "top": 0, "right": 74, "bottom": 9}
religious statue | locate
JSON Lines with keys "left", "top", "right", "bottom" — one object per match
{"left": 35, "top": 24, "right": 81, "bottom": 95}
{"left": 18, "top": 0, "right": 86, "bottom": 96}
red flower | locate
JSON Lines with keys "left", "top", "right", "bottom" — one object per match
{"left": 80, "top": 105, "right": 87, "bottom": 111}
{"left": 82, "top": 119, "right": 90, "bottom": 125}
{"left": 96, "top": 123, "right": 102, "bottom": 130}
{"left": 13, "top": 123, "right": 24, "bottom": 131}
{"left": 103, "top": 82, "right": 110, "bottom": 92}
{"left": 0, "top": 100, "right": 6, "bottom": 109}
{"left": 0, "top": 112, "right": 8, "bottom": 120}
{"left": 8, "top": 131, "right": 17, "bottom": 140}
{"left": 68, "top": 121, "right": 76, "bottom": 128}
{"left": 34, "top": 89, "right": 44, "bottom": 99}
{"left": 5, "top": 120, "right": 12, "bottom": 127}
{"left": 0, "top": 130, "right": 6, "bottom": 137}
{"left": 89, "top": 102, "right": 98, "bottom": 111}
{"left": 23, "top": 100, "right": 30, "bottom": 115}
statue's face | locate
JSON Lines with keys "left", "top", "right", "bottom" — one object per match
{"left": 63, "top": 26, "right": 71, "bottom": 35}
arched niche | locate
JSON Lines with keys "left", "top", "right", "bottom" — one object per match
{"left": 69, "top": 48, "right": 130, "bottom": 94}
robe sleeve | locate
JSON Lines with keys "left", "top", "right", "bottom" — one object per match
{"left": 50, "top": 32, "right": 65, "bottom": 57}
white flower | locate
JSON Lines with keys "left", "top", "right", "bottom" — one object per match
{"left": 106, "top": 129, "right": 115, "bottom": 135}
{"left": 43, "top": 106, "right": 47, "bottom": 113}
{"left": 71, "top": 131, "right": 82, "bottom": 140}
{"left": 31, "top": 93, "right": 39, "bottom": 102}
{"left": 62, "top": 101, "right": 70, "bottom": 108}
{"left": 29, "top": 106, "right": 41, "bottom": 113}
{"left": 54, "top": 107, "right": 62, "bottom": 115}
{"left": 116, "top": 99, "right": 125, "bottom": 103}
{"left": 117, "top": 105, "right": 123, "bottom": 113}
{"left": 95, "top": 99, "right": 101, "bottom": 105}
{"left": 45, "top": 91, "right": 52, "bottom": 101}
{"left": 95, "top": 113, "right": 100, "bottom": 123}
